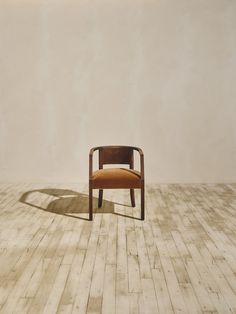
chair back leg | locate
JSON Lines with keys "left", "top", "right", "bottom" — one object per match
{"left": 98, "top": 189, "right": 103, "bottom": 208}
{"left": 130, "top": 189, "right": 135, "bottom": 207}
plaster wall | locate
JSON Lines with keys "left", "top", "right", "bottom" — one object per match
{"left": 0, "top": 0, "right": 236, "bottom": 183}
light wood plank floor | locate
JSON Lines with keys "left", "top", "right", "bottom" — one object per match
{"left": 0, "top": 183, "right": 236, "bottom": 314}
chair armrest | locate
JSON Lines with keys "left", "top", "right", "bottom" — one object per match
{"left": 132, "top": 147, "right": 144, "bottom": 181}
{"left": 89, "top": 147, "right": 100, "bottom": 179}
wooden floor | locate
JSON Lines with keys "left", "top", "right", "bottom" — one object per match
{"left": 0, "top": 183, "right": 236, "bottom": 314}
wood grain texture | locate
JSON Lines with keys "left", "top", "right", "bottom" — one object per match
{"left": 0, "top": 183, "right": 236, "bottom": 313}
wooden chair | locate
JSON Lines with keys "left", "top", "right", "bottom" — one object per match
{"left": 89, "top": 146, "right": 145, "bottom": 220}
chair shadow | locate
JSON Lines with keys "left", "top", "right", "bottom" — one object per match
{"left": 19, "top": 188, "right": 114, "bottom": 221}
{"left": 19, "top": 188, "right": 142, "bottom": 221}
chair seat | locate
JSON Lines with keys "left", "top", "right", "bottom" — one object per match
{"left": 91, "top": 168, "right": 141, "bottom": 189}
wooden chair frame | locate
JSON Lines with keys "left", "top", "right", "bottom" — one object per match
{"left": 89, "top": 145, "right": 145, "bottom": 220}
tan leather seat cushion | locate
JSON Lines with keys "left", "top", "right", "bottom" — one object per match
{"left": 91, "top": 168, "right": 141, "bottom": 189}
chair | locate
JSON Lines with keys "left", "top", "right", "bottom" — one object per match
{"left": 89, "top": 145, "right": 145, "bottom": 220}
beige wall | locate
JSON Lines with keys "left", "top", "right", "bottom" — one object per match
{"left": 0, "top": 0, "right": 236, "bottom": 183}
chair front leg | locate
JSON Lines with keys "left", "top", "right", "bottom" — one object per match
{"left": 89, "top": 183, "right": 93, "bottom": 221}
{"left": 98, "top": 189, "right": 103, "bottom": 208}
{"left": 141, "top": 184, "right": 145, "bottom": 220}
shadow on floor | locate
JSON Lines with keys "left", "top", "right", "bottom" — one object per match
{"left": 19, "top": 188, "right": 117, "bottom": 221}
{"left": 19, "top": 188, "right": 141, "bottom": 221}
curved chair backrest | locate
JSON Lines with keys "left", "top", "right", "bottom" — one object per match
{"left": 98, "top": 146, "right": 134, "bottom": 168}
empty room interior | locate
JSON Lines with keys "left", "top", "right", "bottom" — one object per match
{"left": 1, "top": 0, "right": 236, "bottom": 313}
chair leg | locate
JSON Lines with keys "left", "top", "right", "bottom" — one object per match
{"left": 89, "top": 184, "right": 93, "bottom": 221}
{"left": 98, "top": 189, "right": 103, "bottom": 208}
{"left": 130, "top": 189, "right": 135, "bottom": 207}
{"left": 141, "top": 184, "right": 145, "bottom": 220}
